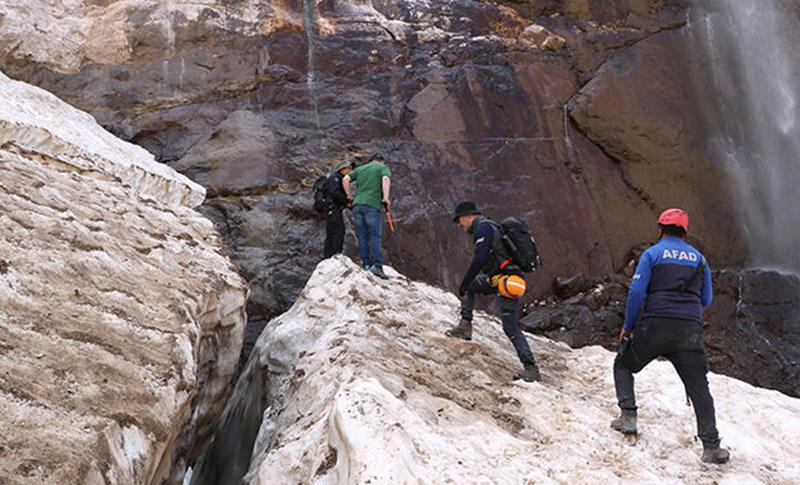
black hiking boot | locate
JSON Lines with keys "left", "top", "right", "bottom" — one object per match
{"left": 610, "top": 411, "right": 638, "bottom": 435}
{"left": 369, "top": 265, "right": 389, "bottom": 280}
{"left": 445, "top": 319, "right": 472, "bottom": 341}
{"left": 512, "top": 363, "right": 541, "bottom": 382}
{"left": 702, "top": 446, "right": 730, "bottom": 464}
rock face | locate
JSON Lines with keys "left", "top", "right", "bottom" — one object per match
{"left": 704, "top": 269, "right": 800, "bottom": 397}
{"left": 193, "top": 256, "right": 800, "bottom": 484}
{"left": 0, "top": 0, "right": 712, "bottom": 326}
{"left": 568, "top": 26, "right": 746, "bottom": 265}
{"left": 0, "top": 72, "right": 248, "bottom": 484}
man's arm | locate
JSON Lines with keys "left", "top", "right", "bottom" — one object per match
{"left": 381, "top": 176, "right": 391, "bottom": 210}
{"left": 622, "top": 250, "right": 653, "bottom": 334}
{"left": 459, "top": 223, "right": 493, "bottom": 296}
{"left": 342, "top": 174, "right": 353, "bottom": 202}
{"left": 701, "top": 257, "right": 713, "bottom": 307}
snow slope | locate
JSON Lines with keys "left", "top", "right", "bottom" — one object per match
{"left": 223, "top": 256, "right": 800, "bottom": 484}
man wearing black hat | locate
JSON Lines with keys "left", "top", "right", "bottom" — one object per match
{"left": 343, "top": 153, "right": 392, "bottom": 279}
{"left": 447, "top": 201, "right": 541, "bottom": 382}
{"left": 323, "top": 159, "right": 353, "bottom": 258}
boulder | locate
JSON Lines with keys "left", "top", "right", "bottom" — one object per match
{"left": 552, "top": 273, "right": 592, "bottom": 299}
{"left": 518, "top": 24, "right": 566, "bottom": 51}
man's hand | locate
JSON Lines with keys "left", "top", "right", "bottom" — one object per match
{"left": 382, "top": 198, "right": 391, "bottom": 211}
{"left": 619, "top": 328, "right": 629, "bottom": 342}
{"left": 458, "top": 282, "right": 468, "bottom": 297}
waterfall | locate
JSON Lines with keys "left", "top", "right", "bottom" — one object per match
{"left": 303, "top": 0, "right": 322, "bottom": 135}
{"left": 689, "top": 0, "right": 800, "bottom": 271}
{"left": 159, "top": 0, "right": 176, "bottom": 94}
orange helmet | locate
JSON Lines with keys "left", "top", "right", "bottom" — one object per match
{"left": 497, "top": 275, "right": 526, "bottom": 299}
{"left": 657, "top": 208, "right": 689, "bottom": 232}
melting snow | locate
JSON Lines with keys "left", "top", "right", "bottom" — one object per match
{"left": 232, "top": 256, "right": 800, "bottom": 484}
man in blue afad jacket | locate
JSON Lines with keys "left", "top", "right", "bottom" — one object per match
{"left": 612, "top": 208, "right": 730, "bottom": 464}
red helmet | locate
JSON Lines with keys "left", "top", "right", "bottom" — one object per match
{"left": 657, "top": 208, "right": 689, "bottom": 232}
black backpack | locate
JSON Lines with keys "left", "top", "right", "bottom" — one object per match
{"left": 497, "top": 217, "right": 542, "bottom": 272}
{"left": 312, "top": 175, "right": 330, "bottom": 213}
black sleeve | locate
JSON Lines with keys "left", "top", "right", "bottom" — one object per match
{"left": 459, "top": 223, "right": 493, "bottom": 291}
{"left": 327, "top": 174, "right": 348, "bottom": 206}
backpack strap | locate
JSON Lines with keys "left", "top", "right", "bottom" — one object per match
{"left": 483, "top": 220, "right": 503, "bottom": 254}
{"left": 485, "top": 219, "right": 521, "bottom": 274}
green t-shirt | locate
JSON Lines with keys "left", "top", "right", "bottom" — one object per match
{"left": 349, "top": 162, "right": 392, "bottom": 209}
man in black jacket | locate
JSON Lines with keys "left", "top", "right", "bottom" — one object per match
{"left": 446, "top": 201, "right": 541, "bottom": 382}
{"left": 323, "top": 160, "right": 352, "bottom": 258}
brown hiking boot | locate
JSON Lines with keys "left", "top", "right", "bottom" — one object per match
{"left": 513, "top": 363, "right": 541, "bottom": 382}
{"left": 610, "top": 412, "right": 638, "bottom": 435}
{"left": 445, "top": 319, "right": 472, "bottom": 340}
{"left": 702, "top": 446, "right": 730, "bottom": 464}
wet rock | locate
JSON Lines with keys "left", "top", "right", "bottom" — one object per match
{"left": 704, "top": 269, "right": 800, "bottom": 397}
{"left": 0, "top": 0, "right": 761, "bottom": 382}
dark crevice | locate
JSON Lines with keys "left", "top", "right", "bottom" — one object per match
{"left": 188, "top": 360, "right": 270, "bottom": 485}
{"left": 599, "top": 20, "right": 688, "bottom": 53}
{"left": 375, "top": 23, "right": 398, "bottom": 42}
{"left": 560, "top": 20, "right": 688, "bottom": 97}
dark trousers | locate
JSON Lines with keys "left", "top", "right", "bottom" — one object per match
{"left": 614, "top": 317, "right": 720, "bottom": 447}
{"left": 460, "top": 274, "right": 536, "bottom": 367}
{"left": 323, "top": 208, "right": 345, "bottom": 258}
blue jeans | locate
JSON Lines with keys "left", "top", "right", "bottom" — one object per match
{"left": 352, "top": 204, "right": 382, "bottom": 268}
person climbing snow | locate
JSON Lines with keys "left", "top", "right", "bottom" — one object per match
{"left": 446, "top": 201, "right": 541, "bottom": 382}
{"left": 342, "top": 152, "right": 392, "bottom": 279}
{"left": 612, "top": 208, "right": 730, "bottom": 464}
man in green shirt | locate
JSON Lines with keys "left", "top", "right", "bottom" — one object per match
{"left": 343, "top": 153, "right": 392, "bottom": 279}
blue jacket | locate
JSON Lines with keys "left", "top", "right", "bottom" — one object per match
{"left": 623, "top": 237, "right": 713, "bottom": 332}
